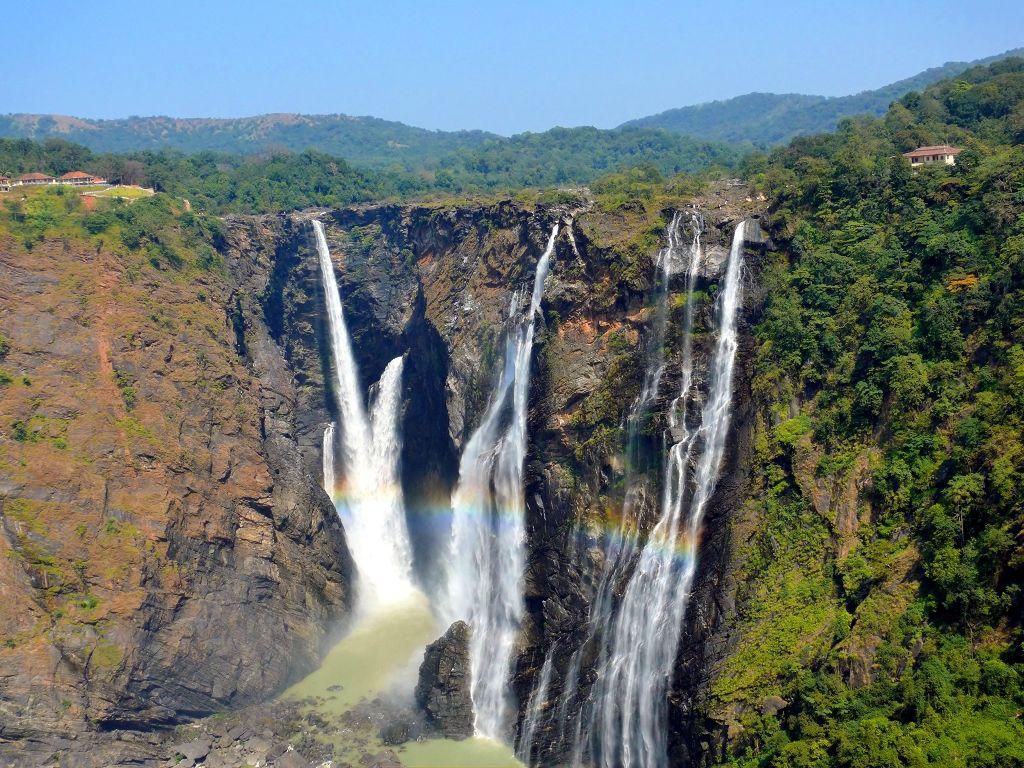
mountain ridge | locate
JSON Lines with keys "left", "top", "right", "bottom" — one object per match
{"left": 0, "top": 111, "right": 499, "bottom": 168}
{"left": 2, "top": 47, "right": 1022, "bottom": 163}
{"left": 619, "top": 46, "right": 1024, "bottom": 144}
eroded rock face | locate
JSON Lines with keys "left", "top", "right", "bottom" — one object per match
{"left": 218, "top": 194, "right": 769, "bottom": 765}
{"left": 416, "top": 620, "right": 474, "bottom": 739}
{"left": 0, "top": 223, "right": 353, "bottom": 764}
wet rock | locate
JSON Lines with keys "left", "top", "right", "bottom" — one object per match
{"left": 360, "top": 750, "right": 404, "bottom": 768}
{"left": 379, "top": 713, "right": 422, "bottom": 745}
{"left": 415, "top": 621, "right": 473, "bottom": 739}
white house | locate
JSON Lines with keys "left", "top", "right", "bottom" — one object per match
{"left": 903, "top": 145, "right": 962, "bottom": 167}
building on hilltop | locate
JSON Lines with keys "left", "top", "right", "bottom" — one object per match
{"left": 0, "top": 176, "right": 11, "bottom": 191}
{"left": 903, "top": 145, "right": 962, "bottom": 167}
{"left": 60, "top": 170, "right": 105, "bottom": 186}
{"left": 18, "top": 172, "right": 56, "bottom": 185}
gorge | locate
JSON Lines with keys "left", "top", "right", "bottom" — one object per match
{"left": 287, "top": 196, "right": 766, "bottom": 768}
{"left": 0, "top": 181, "right": 768, "bottom": 766}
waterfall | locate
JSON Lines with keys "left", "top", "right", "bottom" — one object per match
{"left": 594, "top": 219, "right": 745, "bottom": 768}
{"left": 442, "top": 223, "right": 559, "bottom": 740}
{"left": 322, "top": 422, "right": 336, "bottom": 498}
{"left": 550, "top": 212, "right": 691, "bottom": 763}
{"left": 518, "top": 646, "right": 556, "bottom": 762}
{"left": 313, "top": 219, "right": 416, "bottom": 611}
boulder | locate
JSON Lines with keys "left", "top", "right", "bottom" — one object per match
{"left": 415, "top": 621, "right": 474, "bottom": 739}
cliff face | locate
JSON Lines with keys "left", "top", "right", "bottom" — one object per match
{"left": 0, "top": 223, "right": 353, "bottom": 764}
{"left": 219, "top": 192, "right": 767, "bottom": 764}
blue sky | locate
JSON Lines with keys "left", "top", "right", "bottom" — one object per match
{"left": 3, "top": 0, "right": 1022, "bottom": 135}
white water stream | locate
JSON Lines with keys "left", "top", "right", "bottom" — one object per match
{"left": 313, "top": 219, "right": 416, "bottom": 612}
{"left": 593, "top": 219, "right": 746, "bottom": 768}
{"left": 442, "top": 224, "right": 560, "bottom": 740}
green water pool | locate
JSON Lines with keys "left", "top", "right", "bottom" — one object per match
{"left": 283, "top": 593, "right": 523, "bottom": 767}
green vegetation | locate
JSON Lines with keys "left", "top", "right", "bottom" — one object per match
{"left": 426, "top": 126, "right": 737, "bottom": 190}
{"left": 85, "top": 185, "right": 154, "bottom": 199}
{"left": 112, "top": 369, "right": 137, "bottom": 410}
{"left": 624, "top": 47, "right": 1024, "bottom": 146}
{"left": 0, "top": 122, "right": 738, "bottom": 214}
{"left": 715, "top": 57, "right": 1024, "bottom": 767}
{"left": 1, "top": 183, "right": 227, "bottom": 272}
{"left": 0, "top": 113, "right": 499, "bottom": 166}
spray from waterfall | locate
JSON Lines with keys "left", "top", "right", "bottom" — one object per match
{"left": 313, "top": 219, "right": 416, "bottom": 611}
{"left": 442, "top": 223, "right": 559, "bottom": 741}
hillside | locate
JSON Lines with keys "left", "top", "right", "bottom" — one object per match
{"left": 3, "top": 48, "right": 1020, "bottom": 172}
{"left": 622, "top": 46, "right": 1024, "bottom": 145}
{"left": 706, "top": 55, "right": 1024, "bottom": 766}
{"left": 0, "top": 112, "right": 498, "bottom": 169}
{"left": 0, "top": 126, "right": 739, "bottom": 212}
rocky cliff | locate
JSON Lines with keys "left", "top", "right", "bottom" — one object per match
{"left": 218, "top": 190, "right": 768, "bottom": 764}
{"left": 0, "top": 218, "right": 354, "bottom": 765}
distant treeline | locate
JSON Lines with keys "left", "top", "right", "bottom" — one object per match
{"left": 0, "top": 123, "right": 740, "bottom": 214}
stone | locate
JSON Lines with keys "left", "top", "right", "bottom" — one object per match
{"left": 360, "top": 751, "right": 403, "bottom": 768}
{"left": 415, "top": 621, "right": 474, "bottom": 739}
{"left": 171, "top": 738, "right": 211, "bottom": 762}
{"left": 273, "top": 749, "right": 312, "bottom": 768}
{"left": 760, "top": 695, "right": 788, "bottom": 716}
{"left": 218, "top": 723, "right": 249, "bottom": 748}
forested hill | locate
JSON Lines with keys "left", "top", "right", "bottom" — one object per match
{"left": 0, "top": 125, "right": 739, "bottom": 213}
{"left": 5, "top": 48, "right": 1022, "bottom": 167}
{"left": 622, "top": 46, "right": 1024, "bottom": 146}
{"left": 713, "top": 55, "right": 1024, "bottom": 765}
{"left": 0, "top": 113, "right": 499, "bottom": 168}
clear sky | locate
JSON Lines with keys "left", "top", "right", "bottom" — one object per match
{"left": 3, "top": 0, "right": 1022, "bottom": 135}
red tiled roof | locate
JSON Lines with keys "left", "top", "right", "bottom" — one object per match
{"left": 19, "top": 172, "right": 54, "bottom": 181}
{"left": 903, "top": 145, "right": 962, "bottom": 159}
{"left": 61, "top": 170, "right": 94, "bottom": 179}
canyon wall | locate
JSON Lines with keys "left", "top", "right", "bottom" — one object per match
{"left": 220, "top": 192, "right": 768, "bottom": 765}
{"left": 0, "top": 220, "right": 354, "bottom": 765}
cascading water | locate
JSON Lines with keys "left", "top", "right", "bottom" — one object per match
{"left": 313, "top": 219, "right": 416, "bottom": 611}
{"left": 592, "top": 219, "right": 745, "bottom": 768}
{"left": 541, "top": 212, "right": 691, "bottom": 765}
{"left": 532, "top": 217, "right": 745, "bottom": 768}
{"left": 322, "top": 422, "right": 336, "bottom": 497}
{"left": 442, "top": 223, "right": 560, "bottom": 741}
{"left": 518, "top": 645, "right": 556, "bottom": 761}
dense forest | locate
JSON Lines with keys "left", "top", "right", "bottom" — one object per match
{"left": 0, "top": 125, "right": 736, "bottom": 213}
{"left": 0, "top": 112, "right": 500, "bottom": 167}
{"left": 712, "top": 56, "right": 1024, "bottom": 767}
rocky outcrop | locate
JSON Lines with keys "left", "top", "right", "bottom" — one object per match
{"left": 416, "top": 620, "right": 473, "bottom": 739}
{"left": 268, "top": 193, "right": 770, "bottom": 765}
